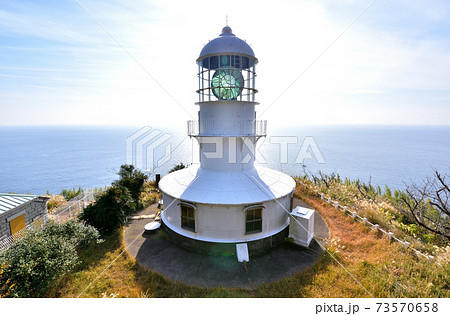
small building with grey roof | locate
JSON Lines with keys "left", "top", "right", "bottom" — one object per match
{"left": 0, "top": 193, "right": 49, "bottom": 239}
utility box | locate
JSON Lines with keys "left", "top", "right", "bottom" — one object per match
{"left": 289, "top": 206, "right": 315, "bottom": 247}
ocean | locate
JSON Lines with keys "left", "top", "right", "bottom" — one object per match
{"left": 0, "top": 125, "right": 448, "bottom": 195}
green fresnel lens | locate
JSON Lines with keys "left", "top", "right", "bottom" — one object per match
{"left": 211, "top": 68, "right": 244, "bottom": 100}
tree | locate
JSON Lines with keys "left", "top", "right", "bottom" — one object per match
{"left": 79, "top": 165, "right": 149, "bottom": 234}
{"left": 113, "top": 165, "right": 148, "bottom": 202}
{"left": 79, "top": 186, "right": 136, "bottom": 234}
{"left": 396, "top": 170, "right": 450, "bottom": 240}
{"left": 309, "top": 170, "right": 338, "bottom": 189}
{"left": 355, "top": 177, "right": 381, "bottom": 202}
{"left": 60, "top": 187, "right": 83, "bottom": 201}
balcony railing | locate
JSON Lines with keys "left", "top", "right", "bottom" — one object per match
{"left": 187, "top": 120, "right": 267, "bottom": 137}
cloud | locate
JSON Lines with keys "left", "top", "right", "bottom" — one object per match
{"left": 0, "top": 0, "right": 449, "bottom": 126}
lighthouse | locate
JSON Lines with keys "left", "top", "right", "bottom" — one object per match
{"left": 159, "top": 26, "right": 296, "bottom": 255}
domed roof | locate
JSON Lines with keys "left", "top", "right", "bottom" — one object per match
{"left": 198, "top": 26, "right": 256, "bottom": 61}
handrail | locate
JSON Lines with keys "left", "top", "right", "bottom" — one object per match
{"left": 187, "top": 120, "right": 267, "bottom": 137}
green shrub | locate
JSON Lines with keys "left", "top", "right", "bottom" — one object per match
{"left": 79, "top": 165, "right": 150, "bottom": 233}
{"left": 79, "top": 186, "right": 136, "bottom": 234}
{"left": 0, "top": 220, "right": 101, "bottom": 297}
{"left": 113, "top": 165, "right": 148, "bottom": 203}
{"left": 60, "top": 187, "right": 83, "bottom": 201}
{"left": 43, "top": 219, "right": 102, "bottom": 248}
{"left": 169, "top": 162, "right": 187, "bottom": 173}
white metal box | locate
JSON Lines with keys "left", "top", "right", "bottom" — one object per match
{"left": 289, "top": 206, "right": 315, "bottom": 247}
{"left": 236, "top": 243, "right": 249, "bottom": 262}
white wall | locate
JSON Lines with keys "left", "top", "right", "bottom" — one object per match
{"left": 161, "top": 192, "right": 291, "bottom": 243}
{"left": 198, "top": 136, "right": 257, "bottom": 171}
{"left": 199, "top": 102, "right": 256, "bottom": 134}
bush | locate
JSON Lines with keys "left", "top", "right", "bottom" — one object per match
{"left": 113, "top": 165, "right": 148, "bottom": 203}
{"left": 43, "top": 219, "right": 102, "bottom": 248}
{"left": 79, "top": 186, "right": 136, "bottom": 234}
{"left": 60, "top": 187, "right": 83, "bottom": 201}
{"left": 79, "top": 165, "right": 149, "bottom": 233}
{"left": 169, "top": 162, "right": 187, "bottom": 173}
{"left": 0, "top": 220, "right": 101, "bottom": 297}
{"left": 46, "top": 195, "right": 66, "bottom": 212}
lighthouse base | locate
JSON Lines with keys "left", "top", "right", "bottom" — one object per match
{"left": 161, "top": 220, "right": 289, "bottom": 256}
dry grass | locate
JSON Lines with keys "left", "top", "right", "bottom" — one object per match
{"left": 307, "top": 176, "right": 447, "bottom": 249}
{"left": 287, "top": 183, "right": 449, "bottom": 298}
{"left": 139, "top": 182, "right": 160, "bottom": 208}
{"left": 49, "top": 182, "right": 449, "bottom": 298}
{"left": 46, "top": 195, "right": 66, "bottom": 212}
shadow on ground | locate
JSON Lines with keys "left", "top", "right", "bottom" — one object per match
{"left": 125, "top": 199, "right": 330, "bottom": 289}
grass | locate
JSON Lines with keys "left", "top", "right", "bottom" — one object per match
{"left": 46, "top": 195, "right": 66, "bottom": 212}
{"left": 47, "top": 228, "right": 254, "bottom": 298}
{"left": 48, "top": 181, "right": 449, "bottom": 298}
{"left": 289, "top": 183, "right": 449, "bottom": 297}
{"left": 305, "top": 174, "right": 448, "bottom": 248}
{"left": 139, "top": 181, "right": 160, "bottom": 209}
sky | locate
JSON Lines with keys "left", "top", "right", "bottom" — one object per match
{"left": 1, "top": 0, "right": 450, "bottom": 128}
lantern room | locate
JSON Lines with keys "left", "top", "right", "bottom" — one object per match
{"left": 196, "top": 26, "right": 258, "bottom": 102}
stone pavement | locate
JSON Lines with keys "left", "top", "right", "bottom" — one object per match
{"left": 124, "top": 199, "right": 329, "bottom": 289}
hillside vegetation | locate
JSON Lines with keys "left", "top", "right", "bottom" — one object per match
{"left": 47, "top": 176, "right": 449, "bottom": 298}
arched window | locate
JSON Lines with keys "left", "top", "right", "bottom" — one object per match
{"left": 244, "top": 205, "right": 264, "bottom": 234}
{"left": 179, "top": 202, "right": 196, "bottom": 232}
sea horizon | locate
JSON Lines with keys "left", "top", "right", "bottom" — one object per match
{"left": 0, "top": 124, "right": 449, "bottom": 195}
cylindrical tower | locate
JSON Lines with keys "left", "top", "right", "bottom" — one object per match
{"left": 159, "top": 26, "right": 295, "bottom": 255}
{"left": 188, "top": 26, "right": 266, "bottom": 172}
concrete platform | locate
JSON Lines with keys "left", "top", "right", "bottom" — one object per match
{"left": 124, "top": 199, "right": 329, "bottom": 289}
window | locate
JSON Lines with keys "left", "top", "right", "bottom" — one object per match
{"left": 245, "top": 207, "right": 262, "bottom": 234}
{"left": 180, "top": 203, "right": 195, "bottom": 232}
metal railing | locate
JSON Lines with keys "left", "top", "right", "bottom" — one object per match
{"left": 187, "top": 120, "right": 267, "bottom": 137}
{"left": 0, "top": 213, "right": 48, "bottom": 253}
{"left": 48, "top": 188, "right": 102, "bottom": 224}
{"left": 0, "top": 188, "right": 104, "bottom": 254}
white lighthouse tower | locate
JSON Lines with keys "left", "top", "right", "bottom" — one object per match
{"left": 159, "top": 26, "right": 296, "bottom": 255}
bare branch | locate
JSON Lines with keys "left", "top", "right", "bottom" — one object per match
{"left": 398, "top": 170, "right": 450, "bottom": 240}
